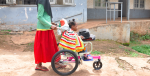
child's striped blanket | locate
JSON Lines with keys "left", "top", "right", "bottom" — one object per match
{"left": 59, "top": 29, "right": 85, "bottom": 52}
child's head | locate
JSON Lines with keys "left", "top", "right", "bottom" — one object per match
{"left": 69, "top": 19, "right": 77, "bottom": 31}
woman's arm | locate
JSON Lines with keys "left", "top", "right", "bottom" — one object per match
{"left": 37, "top": 4, "right": 52, "bottom": 28}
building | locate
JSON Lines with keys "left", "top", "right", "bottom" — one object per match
{"left": 0, "top": 0, "right": 87, "bottom": 31}
{"left": 0, "top": 0, "right": 150, "bottom": 31}
{"left": 87, "top": 0, "right": 119, "bottom": 19}
{"left": 130, "top": 0, "right": 150, "bottom": 18}
{"left": 87, "top": 0, "right": 150, "bottom": 19}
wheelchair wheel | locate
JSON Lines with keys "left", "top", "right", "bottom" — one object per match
{"left": 93, "top": 60, "right": 102, "bottom": 70}
{"left": 51, "top": 50, "right": 79, "bottom": 75}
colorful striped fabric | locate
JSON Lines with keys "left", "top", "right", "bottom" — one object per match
{"left": 59, "top": 29, "right": 85, "bottom": 52}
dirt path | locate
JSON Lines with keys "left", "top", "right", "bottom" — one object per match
{"left": 0, "top": 31, "right": 150, "bottom": 76}
{"left": 0, "top": 49, "right": 150, "bottom": 76}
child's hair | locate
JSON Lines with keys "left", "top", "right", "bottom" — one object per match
{"left": 69, "top": 19, "right": 76, "bottom": 28}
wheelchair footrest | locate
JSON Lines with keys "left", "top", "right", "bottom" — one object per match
{"left": 82, "top": 54, "right": 93, "bottom": 61}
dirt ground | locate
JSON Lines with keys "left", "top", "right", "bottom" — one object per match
{"left": 0, "top": 31, "right": 150, "bottom": 76}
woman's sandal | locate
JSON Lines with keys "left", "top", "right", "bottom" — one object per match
{"left": 35, "top": 66, "right": 49, "bottom": 71}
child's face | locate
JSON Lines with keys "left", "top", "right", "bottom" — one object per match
{"left": 71, "top": 23, "right": 77, "bottom": 31}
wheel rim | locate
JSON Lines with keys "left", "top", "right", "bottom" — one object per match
{"left": 52, "top": 51, "right": 78, "bottom": 74}
{"left": 94, "top": 61, "right": 102, "bottom": 69}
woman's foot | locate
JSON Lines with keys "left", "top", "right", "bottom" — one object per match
{"left": 35, "top": 63, "right": 49, "bottom": 71}
{"left": 35, "top": 67, "right": 49, "bottom": 71}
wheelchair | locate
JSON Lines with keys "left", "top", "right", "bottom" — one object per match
{"left": 51, "top": 41, "right": 102, "bottom": 75}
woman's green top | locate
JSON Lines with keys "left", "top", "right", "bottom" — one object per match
{"left": 37, "top": 4, "right": 52, "bottom": 31}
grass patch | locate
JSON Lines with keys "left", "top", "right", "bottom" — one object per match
{"left": 24, "top": 42, "right": 34, "bottom": 52}
{"left": 1, "top": 30, "right": 11, "bottom": 32}
{"left": 129, "top": 40, "right": 141, "bottom": 47}
{"left": 95, "top": 39, "right": 113, "bottom": 42}
{"left": 122, "top": 43, "right": 130, "bottom": 46}
{"left": 130, "top": 31, "right": 150, "bottom": 41}
{"left": 140, "top": 33, "right": 150, "bottom": 40}
{"left": 0, "top": 30, "right": 11, "bottom": 35}
{"left": 95, "top": 39, "right": 107, "bottom": 41}
{"left": 130, "top": 40, "right": 141, "bottom": 44}
{"left": 130, "top": 52, "right": 140, "bottom": 57}
{"left": 124, "top": 49, "right": 140, "bottom": 57}
{"left": 119, "top": 46, "right": 122, "bottom": 48}
{"left": 28, "top": 43, "right": 34, "bottom": 46}
{"left": 132, "top": 45, "right": 150, "bottom": 56}
{"left": 128, "top": 31, "right": 150, "bottom": 47}
{"left": 91, "top": 50, "right": 104, "bottom": 55}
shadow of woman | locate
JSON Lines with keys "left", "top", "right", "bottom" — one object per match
{"left": 31, "top": 66, "right": 59, "bottom": 76}
{"left": 31, "top": 66, "right": 102, "bottom": 76}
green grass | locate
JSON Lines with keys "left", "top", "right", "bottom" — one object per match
{"left": 1, "top": 30, "right": 11, "bottom": 32}
{"left": 124, "top": 49, "right": 140, "bottom": 57}
{"left": 122, "top": 43, "right": 130, "bottom": 46}
{"left": 91, "top": 50, "right": 104, "bottom": 55}
{"left": 132, "top": 45, "right": 150, "bottom": 56}
{"left": 130, "top": 31, "right": 150, "bottom": 41}
{"left": 129, "top": 40, "right": 141, "bottom": 47}
{"left": 128, "top": 31, "right": 149, "bottom": 47}
{"left": 119, "top": 46, "right": 122, "bottom": 48}
{"left": 130, "top": 52, "right": 140, "bottom": 57}
{"left": 95, "top": 39, "right": 107, "bottom": 41}
{"left": 28, "top": 43, "right": 34, "bottom": 46}
{"left": 140, "top": 33, "right": 150, "bottom": 40}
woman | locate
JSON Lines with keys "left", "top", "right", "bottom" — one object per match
{"left": 34, "top": 0, "right": 63, "bottom": 71}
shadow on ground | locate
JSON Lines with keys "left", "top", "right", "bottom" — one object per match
{"left": 31, "top": 66, "right": 102, "bottom": 76}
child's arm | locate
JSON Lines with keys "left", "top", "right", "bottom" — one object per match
{"left": 80, "top": 35, "right": 85, "bottom": 39}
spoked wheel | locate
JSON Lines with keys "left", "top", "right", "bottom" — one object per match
{"left": 51, "top": 50, "right": 79, "bottom": 75}
{"left": 93, "top": 60, "right": 102, "bottom": 70}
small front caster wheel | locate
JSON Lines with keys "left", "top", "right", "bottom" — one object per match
{"left": 93, "top": 61, "right": 102, "bottom": 70}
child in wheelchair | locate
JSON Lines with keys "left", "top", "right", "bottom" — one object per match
{"left": 58, "top": 19, "right": 92, "bottom": 60}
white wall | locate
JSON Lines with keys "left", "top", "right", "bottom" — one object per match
{"left": 87, "top": 0, "right": 94, "bottom": 8}
{"left": 145, "top": 0, "right": 150, "bottom": 9}
{"left": 130, "top": 0, "right": 150, "bottom": 9}
{"left": 110, "top": 0, "right": 118, "bottom": 9}
{"left": 130, "top": 0, "right": 134, "bottom": 9}
{"left": 89, "top": 23, "right": 130, "bottom": 43}
{"left": 87, "top": 0, "right": 118, "bottom": 9}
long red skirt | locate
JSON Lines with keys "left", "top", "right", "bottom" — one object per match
{"left": 34, "top": 30, "right": 59, "bottom": 64}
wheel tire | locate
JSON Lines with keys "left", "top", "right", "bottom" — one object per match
{"left": 51, "top": 50, "right": 79, "bottom": 75}
{"left": 93, "top": 61, "right": 102, "bottom": 70}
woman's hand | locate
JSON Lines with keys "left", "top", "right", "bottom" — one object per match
{"left": 52, "top": 22, "right": 56, "bottom": 26}
{"left": 51, "top": 25, "right": 57, "bottom": 30}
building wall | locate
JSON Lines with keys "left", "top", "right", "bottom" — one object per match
{"left": 0, "top": 0, "right": 87, "bottom": 31}
{"left": 130, "top": 21, "right": 150, "bottom": 35}
{"left": 87, "top": 9, "right": 118, "bottom": 19}
{"left": 129, "top": 0, "right": 150, "bottom": 18}
{"left": 130, "top": 0, "right": 150, "bottom": 9}
{"left": 130, "top": 0, "right": 134, "bottom": 9}
{"left": 87, "top": 0, "right": 118, "bottom": 19}
{"left": 89, "top": 23, "right": 130, "bottom": 43}
{"left": 87, "top": 0, "right": 94, "bottom": 8}
{"left": 110, "top": 0, "right": 119, "bottom": 9}
{"left": 130, "top": 10, "right": 150, "bottom": 18}
{"left": 88, "top": 20, "right": 150, "bottom": 43}
{"left": 87, "top": 0, "right": 118, "bottom": 9}
{"left": 145, "top": 0, "right": 150, "bottom": 9}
